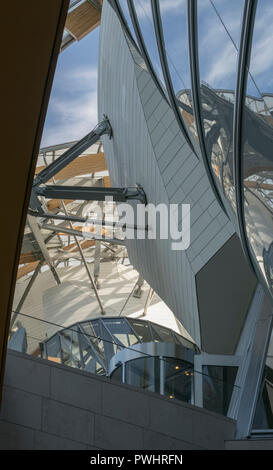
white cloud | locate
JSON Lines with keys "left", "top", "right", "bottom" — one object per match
{"left": 205, "top": 42, "right": 237, "bottom": 86}
{"left": 159, "top": 0, "right": 186, "bottom": 14}
{"left": 54, "top": 66, "right": 98, "bottom": 90}
{"left": 43, "top": 91, "right": 98, "bottom": 146}
{"left": 135, "top": 0, "right": 185, "bottom": 19}
{"left": 199, "top": 1, "right": 273, "bottom": 93}
{"left": 41, "top": 66, "right": 98, "bottom": 147}
{"left": 249, "top": 6, "right": 273, "bottom": 86}
{"left": 197, "top": 8, "right": 240, "bottom": 88}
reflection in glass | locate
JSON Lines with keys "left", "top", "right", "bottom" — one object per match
{"left": 45, "top": 334, "right": 61, "bottom": 363}
{"left": 127, "top": 319, "right": 152, "bottom": 342}
{"left": 118, "top": 0, "right": 139, "bottom": 46}
{"left": 242, "top": 0, "right": 273, "bottom": 296}
{"left": 202, "top": 365, "right": 238, "bottom": 415}
{"left": 110, "top": 364, "right": 123, "bottom": 383}
{"left": 114, "top": 0, "right": 273, "bottom": 300}
{"left": 133, "top": 0, "right": 165, "bottom": 85}
{"left": 42, "top": 317, "right": 196, "bottom": 375}
{"left": 197, "top": 0, "right": 244, "bottom": 210}
{"left": 162, "top": 357, "right": 193, "bottom": 403}
{"left": 103, "top": 318, "right": 136, "bottom": 347}
{"left": 159, "top": 0, "right": 198, "bottom": 141}
{"left": 124, "top": 356, "right": 193, "bottom": 401}
{"left": 151, "top": 323, "right": 174, "bottom": 342}
{"left": 253, "top": 330, "right": 273, "bottom": 429}
{"left": 253, "top": 366, "right": 273, "bottom": 430}
{"left": 126, "top": 357, "right": 160, "bottom": 392}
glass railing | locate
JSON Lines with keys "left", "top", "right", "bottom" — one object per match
{"left": 8, "top": 311, "right": 240, "bottom": 418}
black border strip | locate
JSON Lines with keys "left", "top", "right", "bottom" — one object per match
{"left": 234, "top": 0, "right": 273, "bottom": 304}
{"left": 127, "top": 0, "right": 169, "bottom": 104}
{"left": 108, "top": 0, "right": 142, "bottom": 56}
{"left": 233, "top": 0, "right": 260, "bottom": 277}
{"left": 151, "top": 0, "right": 196, "bottom": 155}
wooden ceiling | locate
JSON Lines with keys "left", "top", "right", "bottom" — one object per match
{"left": 65, "top": 0, "right": 102, "bottom": 41}
{"left": 35, "top": 152, "right": 107, "bottom": 180}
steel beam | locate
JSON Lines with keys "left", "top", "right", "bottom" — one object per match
{"left": 27, "top": 215, "right": 61, "bottom": 285}
{"left": 133, "top": 275, "right": 144, "bottom": 299}
{"left": 143, "top": 287, "right": 154, "bottom": 316}
{"left": 93, "top": 179, "right": 104, "bottom": 288}
{"left": 30, "top": 209, "right": 149, "bottom": 232}
{"left": 235, "top": 289, "right": 273, "bottom": 437}
{"left": 41, "top": 155, "right": 105, "bottom": 315}
{"left": 41, "top": 223, "right": 125, "bottom": 245}
{"left": 33, "top": 116, "right": 111, "bottom": 187}
{"left": 10, "top": 260, "right": 44, "bottom": 329}
{"left": 35, "top": 184, "right": 147, "bottom": 204}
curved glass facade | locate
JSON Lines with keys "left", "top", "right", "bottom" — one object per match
{"left": 41, "top": 315, "right": 239, "bottom": 416}
{"left": 132, "top": 0, "right": 165, "bottom": 85}
{"left": 242, "top": 0, "right": 273, "bottom": 295}
{"left": 197, "top": 0, "right": 244, "bottom": 210}
{"left": 160, "top": 0, "right": 197, "bottom": 141}
{"left": 42, "top": 316, "right": 197, "bottom": 375}
{"left": 113, "top": 356, "right": 194, "bottom": 403}
{"left": 253, "top": 329, "right": 273, "bottom": 430}
{"left": 113, "top": 0, "right": 273, "bottom": 301}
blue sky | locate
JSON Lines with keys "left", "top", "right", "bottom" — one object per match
{"left": 41, "top": 27, "right": 100, "bottom": 147}
{"left": 127, "top": 0, "right": 273, "bottom": 97}
{"left": 41, "top": 0, "right": 273, "bottom": 149}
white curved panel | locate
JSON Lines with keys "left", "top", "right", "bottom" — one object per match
{"left": 98, "top": 2, "right": 235, "bottom": 347}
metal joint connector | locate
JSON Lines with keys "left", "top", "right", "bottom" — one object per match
{"left": 123, "top": 184, "right": 147, "bottom": 205}
{"left": 95, "top": 114, "right": 112, "bottom": 139}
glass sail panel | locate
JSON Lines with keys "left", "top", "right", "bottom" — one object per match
{"left": 159, "top": 0, "right": 198, "bottom": 141}
{"left": 197, "top": 0, "right": 244, "bottom": 211}
{"left": 242, "top": 0, "right": 273, "bottom": 297}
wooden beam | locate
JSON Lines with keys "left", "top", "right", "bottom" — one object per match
{"left": 36, "top": 153, "right": 109, "bottom": 212}
{"left": 35, "top": 152, "right": 107, "bottom": 181}
{"left": 62, "top": 239, "right": 95, "bottom": 252}
{"left": 57, "top": 225, "right": 107, "bottom": 237}
{"left": 47, "top": 356, "right": 62, "bottom": 364}
{"left": 245, "top": 180, "right": 273, "bottom": 191}
{"left": 65, "top": 0, "right": 101, "bottom": 41}
{"left": 46, "top": 199, "right": 73, "bottom": 211}
{"left": 17, "top": 262, "right": 41, "bottom": 280}
{"left": 19, "top": 238, "right": 96, "bottom": 267}
{"left": 104, "top": 175, "right": 111, "bottom": 187}
{"left": 19, "top": 252, "right": 38, "bottom": 264}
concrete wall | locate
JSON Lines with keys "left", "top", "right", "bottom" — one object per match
{"left": 226, "top": 439, "right": 273, "bottom": 450}
{"left": 0, "top": 350, "right": 236, "bottom": 450}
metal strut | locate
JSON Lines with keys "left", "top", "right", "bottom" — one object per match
{"left": 34, "top": 183, "right": 147, "bottom": 204}
{"left": 30, "top": 115, "right": 112, "bottom": 211}
{"left": 34, "top": 115, "right": 112, "bottom": 187}
{"left": 30, "top": 116, "right": 147, "bottom": 212}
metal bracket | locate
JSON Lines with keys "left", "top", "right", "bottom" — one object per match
{"left": 96, "top": 114, "right": 112, "bottom": 139}
{"left": 124, "top": 184, "right": 147, "bottom": 205}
